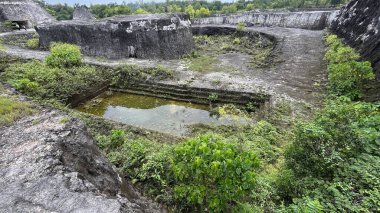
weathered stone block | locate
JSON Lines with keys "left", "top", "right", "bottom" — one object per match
{"left": 73, "top": 6, "right": 96, "bottom": 21}
{"left": 36, "top": 13, "right": 195, "bottom": 60}
{"left": 0, "top": 0, "right": 54, "bottom": 28}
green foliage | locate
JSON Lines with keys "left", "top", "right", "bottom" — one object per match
{"left": 134, "top": 8, "right": 149, "bottom": 14}
{"left": 195, "top": 7, "right": 210, "bottom": 18}
{"left": 0, "top": 97, "right": 35, "bottom": 126}
{"left": 287, "top": 197, "right": 324, "bottom": 213}
{"left": 233, "top": 37, "right": 241, "bottom": 45}
{"left": 221, "top": 4, "right": 237, "bottom": 14}
{"left": 1, "top": 60, "right": 111, "bottom": 103}
{"left": 286, "top": 98, "right": 379, "bottom": 179}
{"left": 2, "top": 20, "right": 14, "bottom": 29}
{"left": 208, "top": 93, "right": 218, "bottom": 102}
{"left": 236, "top": 22, "right": 247, "bottom": 32}
{"left": 324, "top": 34, "right": 375, "bottom": 99}
{"left": 243, "top": 121, "right": 282, "bottom": 165}
{"left": 91, "top": 4, "right": 131, "bottom": 18}
{"left": 185, "top": 5, "right": 195, "bottom": 19}
{"left": 189, "top": 34, "right": 273, "bottom": 72}
{"left": 46, "top": 43, "right": 82, "bottom": 68}
{"left": 96, "top": 130, "right": 174, "bottom": 202}
{"left": 172, "top": 134, "right": 260, "bottom": 212}
{"left": 26, "top": 38, "right": 39, "bottom": 50}
{"left": 283, "top": 98, "right": 380, "bottom": 211}
{"left": 114, "top": 64, "right": 174, "bottom": 84}
{"left": 246, "top": 3, "right": 255, "bottom": 11}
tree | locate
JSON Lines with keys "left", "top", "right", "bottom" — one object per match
{"left": 185, "top": 5, "right": 195, "bottom": 19}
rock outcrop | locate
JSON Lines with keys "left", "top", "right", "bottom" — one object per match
{"left": 73, "top": 6, "right": 96, "bottom": 21}
{"left": 0, "top": 0, "right": 54, "bottom": 28}
{"left": 192, "top": 11, "right": 338, "bottom": 30}
{"left": 0, "top": 108, "right": 164, "bottom": 212}
{"left": 36, "top": 13, "right": 194, "bottom": 60}
{"left": 330, "top": 0, "right": 380, "bottom": 79}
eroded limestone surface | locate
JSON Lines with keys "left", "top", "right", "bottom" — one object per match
{"left": 0, "top": 106, "right": 164, "bottom": 212}
{"left": 36, "top": 13, "right": 194, "bottom": 60}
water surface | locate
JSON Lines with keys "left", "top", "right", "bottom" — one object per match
{"left": 77, "top": 91, "right": 247, "bottom": 135}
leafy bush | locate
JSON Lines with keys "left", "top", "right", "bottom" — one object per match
{"left": 96, "top": 130, "right": 174, "bottom": 202}
{"left": 324, "top": 34, "right": 375, "bottom": 99}
{"left": 172, "top": 134, "right": 260, "bottom": 212}
{"left": 237, "top": 22, "right": 247, "bottom": 32}
{"left": 283, "top": 98, "right": 380, "bottom": 211}
{"left": 26, "top": 38, "right": 39, "bottom": 49}
{"left": 1, "top": 60, "right": 111, "bottom": 103}
{"left": 195, "top": 7, "right": 210, "bottom": 18}
{"left": 243, "top": 121, "right": 282, "bottom": 165}
{"left": 286, "top": 98, "right": 379, "bottom": 179}
{"left": 45, "top": 43, "right": 82, "bottom": 68}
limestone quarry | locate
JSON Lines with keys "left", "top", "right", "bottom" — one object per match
{"left": 0, "top": 0, "right": 379, "bottom": 212}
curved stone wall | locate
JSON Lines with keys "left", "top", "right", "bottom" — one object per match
{"left": 193, "top": 11, "right": 338, "bottom": 30}
{"left": 36, "top": 13, "right": 195, "bottom": 60}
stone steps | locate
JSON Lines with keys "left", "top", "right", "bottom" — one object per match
{"left": 112, "top": 81, "right": 270, "bottom": 107}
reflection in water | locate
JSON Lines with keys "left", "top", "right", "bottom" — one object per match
{"left": 76, "top": 91, "right": 248, "bottom": 135}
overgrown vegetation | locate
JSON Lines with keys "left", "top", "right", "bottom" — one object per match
{"left": 0, "top": 33, "right": 38, "bottom": 49}
{"left": 276, "top": 35, "right": 379, "bottom": 212}
{"left": 0, "top": 43, "right": 112, "bottom": 104}
{"left": 26, "top": 38, "right": 39, "bottom": 50}
{"left": 94, "top": 120, "right": 285, "bottom": 212}
{"left": 324, "top": 34, "right": 375, "bottom": 100}
{"left": 114, "top": 64, "right": 174, "bottom": 82}
{"left": 185, "top": 34, "right": 273, "bottom": 72}
{"left": 0, "top": 23, "right": 377, "bottom": 212}
{"left": 0, "top": 96, "right": 35, "bottom": 126}
{"left": 89, "top": 33, "right": 379, "bottom": 212}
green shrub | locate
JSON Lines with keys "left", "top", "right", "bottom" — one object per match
{"left": 283, "top": 98, "right": 380, "bottom": 211}
{"left": 237, "top": 22, "right": 247, "bottom": 32}
{"left": 286, "top": 98, "right": 379, "bottom": 179}
{"left": 243, "top": 121, "right": 282, "bottom": 165}
{"left": 45, "top": 43, "right": 82, "bottom": 68}
{"left": 2, "top": 20, "right": 14, "bottom": 29}
{"left": 172, "top": 134, "right": 260, "bottom": 212}
{"left": 287, "top": 197, "right": 324, "bottom": 213}
{"left": 1, "top": 60, "right": 111, "bottom": 103}
{"left": 26, "top": 38, "right": 39, "bottom": 49}
{"left": 96, "top": 130, "right": 174, "bottom": 202}
{"left": 233, "top": 37, "right": 241, "bottom": 45}
{"left": 324, "top": 34, "right": 375, "bottom": 99}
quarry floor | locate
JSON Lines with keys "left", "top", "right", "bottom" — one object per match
{"left": 1, "top": 26, "right": 327, "bottom": 108}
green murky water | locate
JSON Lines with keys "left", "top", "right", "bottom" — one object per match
{"left": 76, "top": 91, "right": 248, "bottom": 135}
